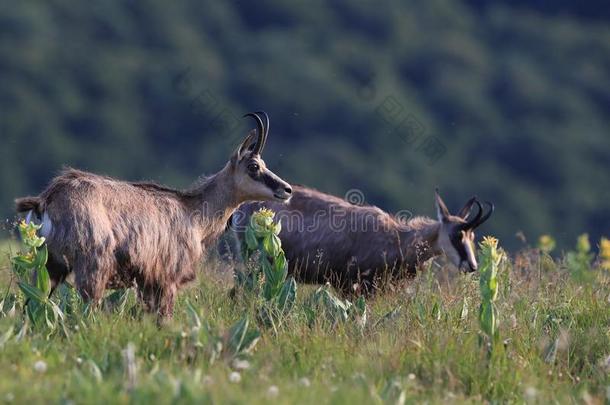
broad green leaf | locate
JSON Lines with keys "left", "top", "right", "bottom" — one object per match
{"left": 12, "top": 255, "right": 35, "bottom": 268}
{"left": 275, "top": 252, "right": 287, "bottom": 273}
{"left": 227, "top": 317, "right": 249, "bottom": 355}
{"left": 277, "top": 278, "right": 297, "bottom": 313}
{"left": 34, "top": 245, "right": 48, "bottom": 270}
{"left": 240, "top": 329, "right": 261, "bottom": 354}
{"left": 18, "top": 282, "right": 46, "bottom": 303}
{"left": 245, "top": 226, "right": 258, "bottom": 251}
{"left": 270, "top": 234, "right": 281, "bottom": 258}
{"left": 26, "top": 300, "right": 46, "bottom": 326}
{"left": 36, "top": 267, "right": 51, "bottom": 296}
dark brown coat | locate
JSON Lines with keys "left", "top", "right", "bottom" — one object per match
{"left": 233, "top": 186, "right": 492, "bottom": 294}
{"left": 233, "top": 185, "right": 440, "bottom": 294}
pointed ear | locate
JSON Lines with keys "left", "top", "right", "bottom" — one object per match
{"left": 231, "top": 129, "right": 257, "bottom": 163}
{"left": 457, "top": 196, "right": 477, "bottom": 219}
{"left": 435, "top": 189, "right": 451, "bottom": 222}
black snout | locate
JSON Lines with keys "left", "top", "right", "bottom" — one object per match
{"left": 261, "top": 170, "right": 292, "bottom": 201}
{"left": 460, "top": 260, "right": 477, "bottom": 273}
{"left": 273, "top": 182, "right": 292, "bottom": 201}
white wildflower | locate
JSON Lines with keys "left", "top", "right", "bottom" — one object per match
{"left": 229, "top": 371, "right": 241, "bottom": 383}
{"left": 231, "top": 358, "right": 250, "bottom": 371}
{"left": 299, "top": 377, "right": 311, "bottom": 387}
{"left": 33, "top": 360, "right": 47, "bottom": 373}
{"left": 525, "top": 387, "right": 537, "bottom": 400}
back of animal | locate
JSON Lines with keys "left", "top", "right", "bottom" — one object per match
{"left": 232, "top": 185, "right": 408, "bottom": 292}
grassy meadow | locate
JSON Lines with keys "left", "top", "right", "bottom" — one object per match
{"left": 0, "top": 235, "right": 609, "bottom": 404}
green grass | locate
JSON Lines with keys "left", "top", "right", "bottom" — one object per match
{"left": 0, "top": 244, "right": 608, "bottom": 404}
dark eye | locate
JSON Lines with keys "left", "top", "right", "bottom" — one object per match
{"left": 247, "top": 162, "right": 260, "bottom": 172}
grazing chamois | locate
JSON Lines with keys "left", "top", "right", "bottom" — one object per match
{"left": 15, "top": 112, "right": 292, "bottom": 319}
{"left": 232, "top": 186, "right": 493, "bottom": 294}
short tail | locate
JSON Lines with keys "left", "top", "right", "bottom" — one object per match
{"left": 15, "top": 196, "right": 42, "bottom": 215}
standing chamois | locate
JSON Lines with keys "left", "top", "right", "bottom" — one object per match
{"left": 15, "top": 112, "right": 292, "bottom": 319}
{"left": 232, "top": 186, "right": 492, "bottom": 294}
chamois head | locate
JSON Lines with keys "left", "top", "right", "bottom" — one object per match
{"left": 231, "top": 111, "right": 292, "bottom": 202}
{"left": 434, "top": 190, "right": 493, "bottom": 272}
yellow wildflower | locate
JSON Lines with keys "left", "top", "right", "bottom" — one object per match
{"left": 576, "top": 233, "right": 590, "bottom": 254}
{"left": 538, "top": 234, "right": 556, "bottom": 254}
{"left": 600, "top": 237, "right": 610, "bottom": 271}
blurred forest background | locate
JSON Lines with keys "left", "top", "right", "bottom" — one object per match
{"left": 1, "top": 0, "right": 609, "bottom": 251}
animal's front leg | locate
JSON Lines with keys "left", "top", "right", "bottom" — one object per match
{"left": 139, "top": 283, "right": 177, "bottom": 323}
{"left": 73, "top": 257, "right": 112, "bottom": 306}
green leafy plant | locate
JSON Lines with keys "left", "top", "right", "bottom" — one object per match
{"left": 304, "top": 284, "right": 367, "bottom": 331}
{"left": 11, "top": 220, "right": 64, "bottom": 331}
{"left": 238, "top": 208, "right": 297, "bottom": 328}
{"left": 183, "top": 301, "right": 260, "bottom": 365}
{"left": 565, "top": 233, "right": 594, "bottom": 281}
{"left": 478, "top": 236, "right": 505, "bottom": 352}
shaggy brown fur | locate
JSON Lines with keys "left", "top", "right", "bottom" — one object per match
{"left": 15, "top": 114, "right": 292, "bottom": 319}
{"left": 233, "top": 186, "right": 492, "bottom": 294}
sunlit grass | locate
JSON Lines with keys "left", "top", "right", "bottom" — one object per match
{"left": 0, "top": 244, "right": 608, "bottom": 403}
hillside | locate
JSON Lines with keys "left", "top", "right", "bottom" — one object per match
{"left": 1, "top": 1, "right": 609, "bottom": 249}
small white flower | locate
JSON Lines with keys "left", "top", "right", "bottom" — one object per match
{"left": 267, "top": 385, "right": 279, "bottom": 398}
{"left": 229, "top": 371, "right": 241, "bottom": 383}
{"left": 34, "top": 360, "right": 47, "bottom": 373}
{"left": 231, "top": 358, "right": 250, "bottom": 371}
{"left": 299, "top": 377, "right": 311, "bottom": 387}
{"left": 525, "top": 387, "right": 537, "bottom": 399}
{"left": 76, "top": 357, "right": 83, "bottom": 365}
{"left": 408, "top": 373, "right": 416, "bottom": 381}
{"left": 149, "top": 354, "right": 156, "bottom": 361}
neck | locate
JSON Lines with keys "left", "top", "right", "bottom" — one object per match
{"left": 182, "top": 163, "right": 240, "bottom": 244}
{"left": 398, "top": 217, "right": 443, "bottom": 268}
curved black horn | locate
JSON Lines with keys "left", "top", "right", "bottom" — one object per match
{"left": 243, "top": 112, "right": 265, "bottom": 155}
{"left": 254, "top": 110, "right": 269, "bottom": 153}
{"left": 458, "top": 196, "right": 477, "bottom": 219}
{"left": 462, "top": 200, "right": 483, "bottom": 229}
{"left": 472, "top": 201, "right": 494, "bottom": 230}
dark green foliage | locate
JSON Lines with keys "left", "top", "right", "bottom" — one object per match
{"left": 1, "top": 1, "right": 609, "bottom": 250}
